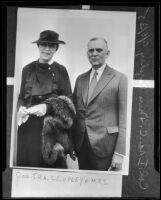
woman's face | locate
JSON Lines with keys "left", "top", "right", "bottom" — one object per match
{"left": 38, "top": 43, "right": 57, "bottom": 63}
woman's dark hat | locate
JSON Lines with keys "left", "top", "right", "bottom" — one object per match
{"left": 32, "top": 30, "right": 65, "bottom": 44}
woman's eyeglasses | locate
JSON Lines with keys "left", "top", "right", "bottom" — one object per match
{"left": 39, "top": 43, "right": 57, "bottom": 49}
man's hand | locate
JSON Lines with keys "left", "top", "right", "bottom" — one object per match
{"left": 27, "top": 104, "right": 47, "bottom": 117}
{"left": 109, "top": 153, "right": 124, "bottom": 171}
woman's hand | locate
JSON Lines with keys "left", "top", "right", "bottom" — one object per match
{"left": 27, "top": 104, "right": 47, "bottom": 117}
{"left": 17, "top": 106, "right": 29, "bottom": 126}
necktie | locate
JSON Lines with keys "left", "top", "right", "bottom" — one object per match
{"left": 87, "top": 70, "right": 98, "bottom": 103}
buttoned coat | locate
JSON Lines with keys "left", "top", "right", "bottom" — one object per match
{"left": 72, "top": 65, "right": 128, "bottom": 158}
{"left": 18, "top": 60, "right": 72, "bottom": 109}
{"left": 17, "top": 60, "right": 72, "bottom": 168}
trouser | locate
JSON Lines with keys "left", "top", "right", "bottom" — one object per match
{"left": 77, "top": 132, "right": 112, "bottom": 171}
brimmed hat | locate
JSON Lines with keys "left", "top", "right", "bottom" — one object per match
{"left": 32, "top": 30, "right": 65, "bottom": 44}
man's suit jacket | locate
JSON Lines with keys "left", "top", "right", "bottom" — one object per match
{"left": 72, "top": 65, "right": 128, "bottom": 158}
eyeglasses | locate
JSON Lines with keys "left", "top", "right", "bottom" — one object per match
{"left": 88, "top": 48, "right": 103, "bottom": 54}
{"left": 39, "top": 43, "right": 57, "bottom": 49}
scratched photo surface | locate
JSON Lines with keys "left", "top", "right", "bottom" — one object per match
{"left": 134, "top": 7, "right": 154, "bottom": 80}
{"left": 10, "top": 8, "right": 136, "bottom": 175}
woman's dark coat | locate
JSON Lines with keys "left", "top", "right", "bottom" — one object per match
{"left": 17, "top": 60, "right": 73, "bottom": 168}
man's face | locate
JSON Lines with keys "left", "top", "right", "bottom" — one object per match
{"left": 87, "top": 39, "right": 109, "bottom": 69}
{"left": 38, "top": 42, "right": 57, "bottom": 63}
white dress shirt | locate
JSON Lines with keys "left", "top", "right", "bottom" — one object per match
{"left": 89, "top": 63, "right": 106, "bottom": 84}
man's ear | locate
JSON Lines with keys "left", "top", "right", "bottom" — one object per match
{"left": 107, "top": 50, "right": 110, "bottom": 56}
{"left": 105, "top": 50, "right": 110, "bottom": 59}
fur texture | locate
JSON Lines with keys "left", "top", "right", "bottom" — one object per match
{"left": 41, "top": 96, "right": 76, "bottom": 168}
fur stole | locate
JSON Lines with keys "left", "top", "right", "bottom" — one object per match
{"left": 41, "top": 95, "right": 76, "bottom": 168}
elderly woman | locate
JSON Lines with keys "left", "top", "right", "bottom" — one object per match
{"left": 16, "top": 30, "right": 75, "bottom": 168}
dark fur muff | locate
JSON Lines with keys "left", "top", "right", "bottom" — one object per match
{"left": 41, "top": 96, "right": 76, "bottom": 168}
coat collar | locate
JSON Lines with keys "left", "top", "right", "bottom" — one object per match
{"left": 81, "top": 69, "right": 91, "bottom": 106}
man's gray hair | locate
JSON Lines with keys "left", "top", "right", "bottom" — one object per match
{"left": 88, "top": 37, "right": 108, "bottom": 48}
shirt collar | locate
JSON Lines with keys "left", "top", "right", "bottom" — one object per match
{"left": 37, "top": 59, "right": 53, "bottom": 66}
{"left": 90, "top": 63, "right": 106, "bottom": 82}
{"left": 48, "top": 59, "right": 53, "bottom": 65}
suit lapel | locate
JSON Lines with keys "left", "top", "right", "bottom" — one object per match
{"left": 81, "top": 69, "right": 91, "bottom": 106}
{"left": 88, "top": 65, "right": 115, "bottom": 104}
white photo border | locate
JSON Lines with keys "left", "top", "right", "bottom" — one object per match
{"left": 10, "top": 7, "right": 136, "bottom": 176}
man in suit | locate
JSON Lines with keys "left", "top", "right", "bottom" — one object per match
{"left": 72, "top": 37, "right": 128, "bottom": 171}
